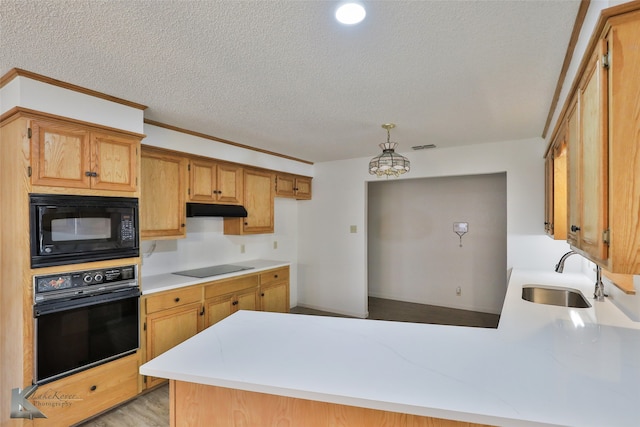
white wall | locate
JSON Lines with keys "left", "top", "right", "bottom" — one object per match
{"left": 297, "top": 137, "right": 576, "bottom": 318}
{"left": 0, "top": 76, "right": 144, "bottom": 134}
{"left": 368, "top": 173, "right": 507, "bottom": 314}
{"left": 140, "top": 198, "right": 300, "bottom": 306}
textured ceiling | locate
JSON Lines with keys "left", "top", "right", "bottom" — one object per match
{"left": 1, "top": 0, "right": 580, "bottom": 163}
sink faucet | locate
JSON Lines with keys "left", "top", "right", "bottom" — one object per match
{"left": 554, "top": 251, "right": 578, "bottom": 273}
{"left": 594, "top": 265, "right": 606, "bottom": 302}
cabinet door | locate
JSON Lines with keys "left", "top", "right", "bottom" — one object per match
{"left": 145, "top": 302, "right": 203, "bottom": 387}
{"left": 566, "top": 95, "right": 581, "bottom": 247}
{"left": 261, "top": 282, "right": 289, "bottom": 313}
{"left": 189, "top": 159, "right": 217, "bottom": 202}
{"left": 91, "top": 132, "right": 138, "bottom": 192}
{"left": 30, "top": 120, "right": 92, "bottom": 188}
{"left": 295, "top": 177, "right": 312, "bottom": 200}
{"left": 553, "top": 144, "right": 568, "bottom": 240}
{"left": 216, "top": 163, "right": 243, "bottom": 204}
{"left": 205, "top": 295, "right": 233, "bottom": 327}
{"left": 30, "top": 354, "right": 139, "bottom": 427}
{"left": 276, "top": 174, "right": 295, "bottom": 197}
{"left": 224, "top": 168, "right": 274, "bottom": 234}
{"left": 578, "top": 43, "right": 608, "bottom": 262}
{"left": 544, "top": 153, "right": 554, "bottom": 236}
{"left": 242, "top": 169, "right": 274, "bottom": 233}
{"left": 236, "top": 288, "right": 259, "bottom": 312}
{"left": 606, "top": 13, "right": 640, "bottom": 273}
{"left": 140, "top": 148, "right": 187, "bottom": 239}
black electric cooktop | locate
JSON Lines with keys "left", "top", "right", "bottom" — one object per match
{"left": 172, "top": 264, "right": 253, "bottom": 278}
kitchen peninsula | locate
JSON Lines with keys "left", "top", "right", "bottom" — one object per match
{"left": 141, "top": 270, "right": 640, "bottom": 427}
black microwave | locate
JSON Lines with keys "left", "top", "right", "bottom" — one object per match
{"left": 30, "top": 194, "right": 139, "bottom": 268}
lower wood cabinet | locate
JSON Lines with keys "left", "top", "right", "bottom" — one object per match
{"left": 29, "top": 353, "right": 139, "bottom": 427}
{"left": 259, "top": 267, "right": 290, "bottom": 313}
{"left": 144, "top": 287, "right": 205, "bottom": 388}
{"left": 143, "top": 266, "right": 289, "bottom": 388}
{"left": 204, "top": 275, "right": 260, "bottom": 327}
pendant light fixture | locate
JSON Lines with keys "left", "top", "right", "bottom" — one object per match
{"left": 368, "top": 123, "right": 410, "bottom": 177}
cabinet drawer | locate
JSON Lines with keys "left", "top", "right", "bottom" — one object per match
{"left": 31, "top": 353, "right": 139, "bottom": 427}
{"left": 260, "top": 267, "right": 289, "bottom": 285}
{"left": 204, "top": 274, "right": 259, "bottom": 299}
{"left": 146, "top": 286, "right": 202, "bottom": 314}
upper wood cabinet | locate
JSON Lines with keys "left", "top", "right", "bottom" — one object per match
{"left": 276, "top": 173, "right": 312, "bottom": 200}
{"left": 560, "top": 9, "right": 640, "bottom": 274}
{"left": 224, "top": 168, "right": 275, "bottom": 235}
{"left": 30, "top": 119, "right": 139, "bottom": 192}
{"left": 571, "top": 41, "right": 609, "bottom": 264}
{"left": 602, "top": 12, "right": 640, "bottom": 273}
{"left": 140, "top": 147, "right": 187, "bottom": 240}
{"left": 188, "top": 158, "right": 243, "bottom": 205}
{"left": 544, "top": 127, "right": 567, "bottom": 240}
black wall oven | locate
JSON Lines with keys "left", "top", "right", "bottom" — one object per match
{"left": 29, "top": 194, "right": 139, "bottom": 268}
{"left": 33, "top": 265, "right": 139, "bottom": 385}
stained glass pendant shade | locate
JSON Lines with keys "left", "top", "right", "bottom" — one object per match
{"left": 368, "top": 123, "right": 410, "bottom": 177}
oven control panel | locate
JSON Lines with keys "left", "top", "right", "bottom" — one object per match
{"left": 34, "top": 265, "right": 137, "bottom": 301}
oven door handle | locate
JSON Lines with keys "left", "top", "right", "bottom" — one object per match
{"left": 34, "top": 288, "right": 140, "bottom": 317}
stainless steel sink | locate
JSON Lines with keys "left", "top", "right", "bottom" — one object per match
{"left": 522, "top": 285, "right": 591, "bottom": 308}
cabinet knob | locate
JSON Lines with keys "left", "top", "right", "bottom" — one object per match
{"left": 174, "top": 297, "right": 180, "bottom": 302}
{"left": 274, "top": 274, "right": 278, "bottom": 278}
{"left": 232, "top": 301, "right": 238, "bottom": 305}
{"left": 90, "top": 385, "right": 97, "bottom": 391}
{"left": 261, "top": 293, "right": 265, "bottom": 297}
{"left": 244, "top": 222, "right": 248, "bottom": 225}
{"left": 181, "top": 223, "right": 185, "bottom": 227}
{"left": 571, "top": 225, "right": 581, "bottom": 232}
{"left": 85, "top": 171, "right": 98, "bottom": 177}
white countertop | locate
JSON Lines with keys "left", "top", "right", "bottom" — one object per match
{"left": 140, "top": 269, "right": 640, "bottom": 427}
{"left": 140, "top": 259, "right": 290, "bottom": 294}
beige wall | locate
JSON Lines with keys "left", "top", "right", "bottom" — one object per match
{"left": 367, "top": 173, "right": 507, "bottom": 314}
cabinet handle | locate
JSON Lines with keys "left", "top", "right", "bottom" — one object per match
{"left": 200, "top": 307, "right": 205, "bottom": 316}
{"left": 90, "top": 385, "right": 97, "bottom": 391}
{"left": 544, "top": 222, "right": 550, "bottom": 226}
{"left": 232, "top": 301, "right": 238, "bottom": 305}
{"left": 85, "top": 171, "right": 98, "bottom": 177}
{"left": 181, "top": 223, "right": 185, "bottom": 227}
{"left": 174, "top": 297, "right": 180, "bottom": 302}
{"left": 571, "top": 225, "right": 581, "bottom": 232}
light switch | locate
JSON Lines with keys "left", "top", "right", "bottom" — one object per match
{"left": 350, "top": 225, "right": 357, "bottom": 233}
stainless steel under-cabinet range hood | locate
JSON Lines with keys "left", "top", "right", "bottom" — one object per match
{"left": 186, "top": 203, "right": 248, "bottom": 218}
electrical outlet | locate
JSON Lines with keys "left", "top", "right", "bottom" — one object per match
{"left": 240, "top": 244, "right": 245, "bottom": 254}
{"left": 273, "top": 241, "right": 278, "bottom": 249}
{"left": 456, "top": 286, "right": 462, "bottom": 296}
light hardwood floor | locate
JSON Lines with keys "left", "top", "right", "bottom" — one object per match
{"left": 78, "top": 298, "right": 499, "bottom": 426}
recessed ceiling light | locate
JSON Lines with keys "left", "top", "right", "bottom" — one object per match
{"left": 335, "top": 3, "right": 366, "bottom": 25}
